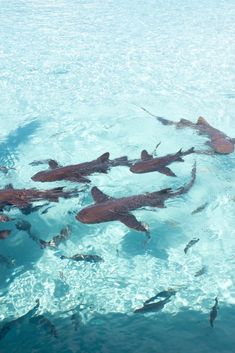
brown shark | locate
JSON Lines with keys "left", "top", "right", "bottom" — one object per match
{"left": 31, "top": 152, "right": 130, "bottom": 183}
{"left": 130, "top": 147, "right": 194, "bottom": 176}
{"left": 76, "top": 163, "right": 196, "bottom": 234}
{"left": 0, "top": 184, "right": 79, "bottom": 209}
{"left": 140, "top": 107, "right": 235, "bottom": 154}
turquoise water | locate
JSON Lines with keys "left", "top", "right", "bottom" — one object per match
{"left": 0, "top": 0, "right": 235, "bottom": 352}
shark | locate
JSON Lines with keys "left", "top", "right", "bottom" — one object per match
{"left": 0, "top": 300, "right": 40, "bottom": 341}
{"left": 31, "top": 152, "right": 130, "bottom": 183}
{"left": 76, "top": 163, "right": 196, "bottom": 235}
{"left": 130, "top": 147, "right": 194, "bottom": 176}
{"left": 140, "top": 107, "right": 235, "bottom": 154}
{"left": 0, "top": 184, "right": 79, "bottom": 209}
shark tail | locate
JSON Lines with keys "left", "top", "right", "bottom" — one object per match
{"left": 171, "top": 162, "right": 196, "bottom": 197}
{"left": 175, "top": 147, "right": 195, "bottom": 161}
{"left": 110, "top": 156, "right": 132, "bottom": 167}
{"left": 45, "top": 187, "right": 80, "bottom": 202}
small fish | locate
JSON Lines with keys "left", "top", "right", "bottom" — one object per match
{"left": 184, "top": 238, "right": 200, "bottom": 254}
{"left": 144, "top": 288, "right": 176, "bottom": 305}
{"left": 20, "top": 203, "right": 50, "bottom": 215}
{"left": 0, "top": 299, "right": 39, "bottom": 341}
{"left": 41, "top": 205, "right": 53, "bottom": 214}
{"left": 40, "top": 225, "right": 71, "bottom": 249}
{"left": 30, "top": 315, "right": 58, "bottom": 338}
{"left": 71, "top": 312, "right": 81, "bottom": 331}
{"left": 194, "top": 266, "right": 207, "bottom": 277}
{"left": 0, "top": 214, "right": 14, "bottom": 222}
{"left": 0, "top": 230, "right": 11, "bottom": 240}
{"left": 16, "top": 220, "right": 32, "bottom": 233}
{"left": 209, "top": 297, "right": 219, "bottom": 328}
{"left": 134, "top": 297, "right": 170, "bottom": 314}
{"left": 0, "top": 254, "right": 15, "bottom": 268}
{"left": 60, "top": 254, "right": 104, "bottom": 263}
{"left": 0, "top": 166, "right": 15, "bottom": 174}
{"left": 191, "top": 202, "right": 209, "bottom": 215}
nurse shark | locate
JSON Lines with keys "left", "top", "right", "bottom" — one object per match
{"left": 130, "top": 147, "right": 194, "bottom": 176}
{"left": 31, "top": 152, "right": 130, "bottom": 183}
{"left": 76, "top": 163, "right": 196, "bottom": 234}
{"left": 140, "top": 107, "right": 235, "bottom": 154}
{"left": 0, "top": 184, "right": 79, "bottom": 209}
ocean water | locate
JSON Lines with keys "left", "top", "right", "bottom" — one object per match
{"left": 0, "top": 0, "right": 235, "bottom": 352}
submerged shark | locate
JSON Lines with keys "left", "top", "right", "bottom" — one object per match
{"left": 0, "top": 299, "right": 40, "bottom": 341}
{"left": 130, "top": 147, "right": 194, "bottom": 176}
{"left": 134, "top": 297, "right": 171, "bottom": 313}
{"left": 76, "top": 163, "right": 196, "bottom": 234}
{"left": 31, "top": 152, "right": 130, "bottom": 183}
{"left": 140, "top": 107, "right": 235, "bottom": 154}
{"left": 0, "top": 184, "right": 79, "bottom": 209}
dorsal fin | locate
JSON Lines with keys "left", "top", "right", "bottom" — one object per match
{"left": 97, "top": 152, "right": 110, "bottom": 162}
{"left": 176, "top": 148, "right": 182, "bottom": 155}
{"left": 141, "top": 150, "right": 153, "bottom": 161}
{"left": 5, "top": 183, "right": 14, "bottom": 190}
{"left": 91, "top": 187, "right": 112, "bottom": 203}
{"left": 48, "top": 160, "right": 59, "bottom": 169}
{"left": 197, "top": 116, "right": 209, "bottom": 125}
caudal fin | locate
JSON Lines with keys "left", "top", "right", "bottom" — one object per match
{"left": 172, "top": 162, "right": 196, "bottom": 197}
{"left": 45, "top": 187, "right": 80, "bottom": 202}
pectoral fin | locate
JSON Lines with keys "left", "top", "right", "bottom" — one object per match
{"left": 91, "top": 187, "right": 113, "bottom": 203}
{"left": 158, "top": 167, "right": 177, "bottom": 177}
{"left": 117, "top": 212, "right": 149, "bottom": 233}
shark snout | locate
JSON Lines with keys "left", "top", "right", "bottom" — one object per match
{"left": 76, "top": 209, "right": 91, "bottom": 223}
{"left": 211, "top": 138, "right": 234, "bottom": 154}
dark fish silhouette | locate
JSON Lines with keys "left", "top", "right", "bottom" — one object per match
{"left": 184, "top": 238, "right": 200, "bottom": 254}
{"left": 0, "top": 299, "right": 39, "bottom": 341}
{"left": 191, "top": 202, "right": 209, "bottom": 215}
{"left": 140, "top": 107, "right": 235, "bottom": 154}
{"left": 144, "top": 288, "right": 176, "bottom": 305}
{"left": 31, "top": 152, "right": 130, "bottom": 183}
{"left": 39, "top": 225, "right": 71, "bottom": 249}
{"left": 30, "top": 315, "right": 58, "bottom": 338}
{"left": 77, "top": 163, "right": 196, "bottom": 235}
{"left": 15, "top": 220, "right": 71, "bottom": 250}
{"left": 60, "top": 254, "right": 104, "bottom": 263}
{"left": 0, "top": 214, "right": 14, "bottom": 222}
{"left": 16, "top": 220, "right": 32, "bottom": 233}
{"left": 130, "top": 147, "right": 194, "bottom": 177}
{"left": 134, "top": 297, "right": 170, "bottom": 313}
{"left": 194, "top": 266, "right": 207, "bottom": 277}
{"left": 0, "top": 230, "right": 11, "bottom": 240}
{"left": 0, "top": 184, "right": 79, "bottom": 209}
{"left": 0, "top": 254, "right": 15, "bottom": 268}
{"left": 0, "top": 166, "right": 15, "bottom": 174}
{"left": 20, "top": 202, "right": 51, "bottom": 215}
{"left": 209, "top": 297, "right": 219, "bottom": 327}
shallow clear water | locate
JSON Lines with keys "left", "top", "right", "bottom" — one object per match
{"left": 0, "top": 0, "right": 235, "bottom": 352}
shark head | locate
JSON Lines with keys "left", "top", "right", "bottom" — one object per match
{"left": 210, "top": 137, "right": 234, "bottom": 154}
